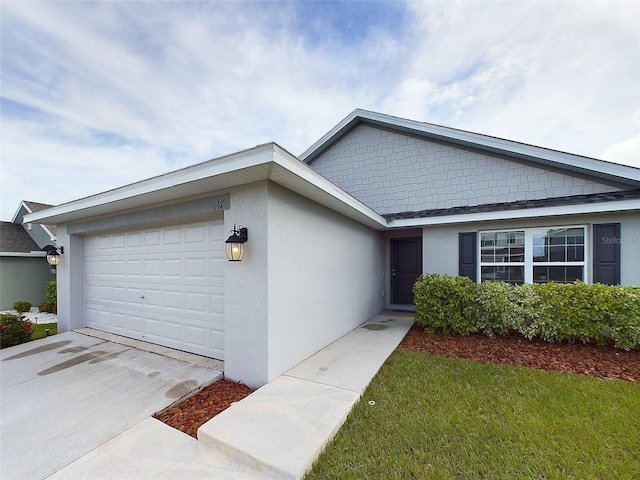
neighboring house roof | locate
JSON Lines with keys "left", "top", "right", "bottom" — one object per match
{"left": 11, "top": 200, "right": 57, "bottom": 238}
{"left": 0, "top": 221, "right": 42, "bottom": 253}
{"left": 301, "top": 109, "right": 640, "bottom": 188}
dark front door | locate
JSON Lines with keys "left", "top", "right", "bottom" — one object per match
{"left": 391, "top": 237, "right": 423, "bottom": 305}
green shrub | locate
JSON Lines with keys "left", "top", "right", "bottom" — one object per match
{"left": 38, "top": 302, "right": 56, "bottom": 314}
{"left": 412, "top": 274, "right": 640, "bottom": 350}
{"left": 45, "top": 280, "right": 57, "bottom": 313}
{"left": 13, "top": 301, "right": 32, "bottom": 314}
{"left": 511, "top": 283, "right": 548, "bottom": 340}
{"left": 413, "top": 273, "right": 476, "bottom": 335}
{"left": 595, "top": 285, "right": 640, "bottom": 351}
{"left": 470, "top": 281, "right": 519, "bottom": 338}
{"left": 521, "top": 282, "right": 640, "bottom": 348}
{"left": 0, "top": 313, "right": 33, "bottom": 349}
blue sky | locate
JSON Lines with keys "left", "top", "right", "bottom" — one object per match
{"left": 1, "top": 0, "right": 639, "bottom": 220}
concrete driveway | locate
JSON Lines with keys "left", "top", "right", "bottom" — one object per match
{"left": 0, "top": 331, "right": 222, "bottom": 480}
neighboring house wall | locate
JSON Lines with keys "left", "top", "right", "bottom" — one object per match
{"left": 309, "top": 124, "right": 623, "bottom": 214}
{"left": 21, "top": 224, "right": 54, "bottom": 248}
{"left": 0, "top": 256, "right": 52, "bottom": 310}
{"left": 422, "top": 211, "right": 640, "bottom": 286}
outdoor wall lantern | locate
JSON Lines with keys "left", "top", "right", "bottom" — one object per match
{"left": 45, "top": 245, "right": 63, "bottom": 273}
{"left": 225, "top": 224, "right": 248, "bottom": 262}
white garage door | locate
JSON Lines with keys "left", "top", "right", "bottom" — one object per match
{"left": 84, "top": 220, "right": 225, "bottom": 359}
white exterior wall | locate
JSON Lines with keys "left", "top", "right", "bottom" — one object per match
{"left": 54, "top": 226, "right": 85, "bottom": 333}
{"left": 223, "top": 182, "right": 270, "bottom": 388}
{"left": 422, "top": 211, "right": 640, "bottom": 286}
{"left": 266, "top": 183, "right": 385, "bottom": 383}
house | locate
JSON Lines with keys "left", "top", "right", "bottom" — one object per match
{"left": 0, "top": 221, "right": 47, "bottom": 310}
{"left": 11, "top": 201, "right": 57, "bottom": 248}
{"left": 23, "top": 110, "right": 640, "bottom": 387}
{"left": 0, "top": 201, "right": 57, "bottom": 310}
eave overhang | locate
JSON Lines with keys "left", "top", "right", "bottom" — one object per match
{"left": 23, "top": 143, "right": 388, "bottom": 231}
{"left": 387, "top": 198, "right": 640, "bottom": 228}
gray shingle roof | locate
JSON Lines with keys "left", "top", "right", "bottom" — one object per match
{"left": 383, "top": 189, "right": 640, "bottom": 221}
{"left": 23, "top": 201, "right": 54, "bottom": 213}
{"left": 0, "top": 222, "right": 41, "bottom": 253}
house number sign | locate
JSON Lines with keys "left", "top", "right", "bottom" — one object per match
{"left": 213, "top": 199, "right": 226, "bottom": 211}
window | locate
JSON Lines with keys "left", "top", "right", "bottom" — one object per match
{"left": 479, "top": 226, "right": 586, "bottom": 284}
{"left": 532, "top": 227, "right": 585, "bottom": 283}
{"left": 480, "top": 231, "right": 525, "bottom": 284}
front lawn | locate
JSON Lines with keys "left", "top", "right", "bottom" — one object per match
{"left": 306, "top": 350, "right": 640, "bottom": 479}
{"left": 31, "top": 323, "right": 58, "bottom": 341}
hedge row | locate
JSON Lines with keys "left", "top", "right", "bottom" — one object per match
{"left": 413, "top": 274, "right": 640, "bottom": 350}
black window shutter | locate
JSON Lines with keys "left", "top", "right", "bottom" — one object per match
{"left": 593, "top": 223, "right": 621, "bottom": 285}
{"left": 459, "top": 232, "right": 477, "bottom": 282}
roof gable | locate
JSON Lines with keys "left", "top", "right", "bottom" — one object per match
{"left": 305, "top": 122, "right": 629, "bottom": 216}
{"left": 301, "top": 109, "right": 640, "bottom": 188}
{"left": 11, "top": 200, "right": 57, "bottom": 238}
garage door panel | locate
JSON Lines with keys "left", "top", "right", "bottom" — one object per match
{"left": 143, "top": 231, "right": 161, "bottom": 246}
{"left": 210, "top": 293, "right": 224, "bottom": 314}
{"left": 84, "top": 219, "right": 225, "bottom": 359}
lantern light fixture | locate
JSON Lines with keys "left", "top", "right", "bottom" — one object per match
{"left": 45, "top": 245, "right": 64, "bottom": 272}
{"left": 225, "top": 224, "right": 248, "bottom": 262}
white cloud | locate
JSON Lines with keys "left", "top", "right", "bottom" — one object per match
{"left": 385, "top": 1, "right": 640, "bottom": 157}
{"left": 603, "top": 135, "right": 640, "bottom": 168}
{"left": 1, "top": 1, "right": 638, "bottom": 221}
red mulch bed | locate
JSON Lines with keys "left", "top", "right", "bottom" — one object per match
{"left": 154, "top": 379, "right": 252, "bottom": 438}
{"left": 399, "top": 324, "right": 640, "bottom": 382}
{"left": 156, "top": 326, "right": 639, "bottom": 438}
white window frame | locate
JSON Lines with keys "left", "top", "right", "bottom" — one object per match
{"left": 478, "top": 225, "right": 589, "bottom": 284}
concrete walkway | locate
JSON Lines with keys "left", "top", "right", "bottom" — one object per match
{"left": 27, "top": 313, "right": 413, "bottom": 479}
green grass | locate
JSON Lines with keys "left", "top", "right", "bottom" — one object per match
{"left": 306, "top": 350, "right": 640, "bottom": 480}
{"left": 31, "top": 323, "right": 57, "bottom": 341}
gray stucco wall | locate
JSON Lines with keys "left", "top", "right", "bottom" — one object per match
{"left": 223, "top": 181, "right": 386, "bottom": 388}
{"left": 266, "top": 182, "right": 385, "bottom": 381}
{"left": 421, "top": 211, "right": 640, "bottom": 286}
{"left": 0, "top": 256, "right": 54, "bottom": 310}
{"left": 310, "top": 124, "right": 622, "bottom": 214}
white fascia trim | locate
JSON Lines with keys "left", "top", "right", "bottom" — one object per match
{"left": 272, "top": 145, "right": 387, "bottom": 228}
{"left": 42, "top": 225, "right": 56, "bottom": 241}
{"left": 10, "top": 201, "right": 31, "bottom": 224}
{"left": 24, "top": 142, "right": 387, "bottom": 230}
{"left": 24, "top": 144, "right": 277, "bottom": 224}
{"left": 0, "top": 251, "right": 47, "bottom": 257}
{"left": 301, "top": 109, "right": 640, "bottom": 182}
{"left": 387, "top": 199, "right": 640, "bottom": 228}
{"left": 299, "top": 110, "right": 361, "bottom": 161}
